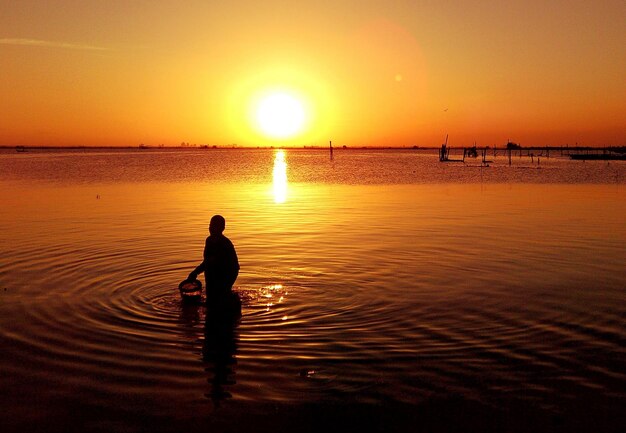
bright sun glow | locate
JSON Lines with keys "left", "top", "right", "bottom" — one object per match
{"left": 256, "top": 92, "right": 306, "bottom": 139}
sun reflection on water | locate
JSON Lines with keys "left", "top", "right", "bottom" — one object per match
{"left": 272, "top": 150, "right": 288, "bottom": 203}
{"left": 261, "top": 284, "right": 287, "bottom": 312}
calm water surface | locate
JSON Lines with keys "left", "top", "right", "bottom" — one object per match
{"left": 0, "top": 149, "right": 624, "bottom": 432}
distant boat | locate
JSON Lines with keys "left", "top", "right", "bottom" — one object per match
{"left": 15, "top": 146, "right": 27, "bottom": 153}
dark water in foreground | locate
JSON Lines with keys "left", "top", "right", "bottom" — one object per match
{"left": 0, "top": 149, "right": 625, "bottom": 432}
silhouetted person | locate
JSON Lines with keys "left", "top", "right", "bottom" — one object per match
{"left": 188, "top": 215, "right": 240, "bottom": 315}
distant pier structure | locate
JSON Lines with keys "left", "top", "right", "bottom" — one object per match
{"left": 439, "top": 135, "right": 462, "bottom": 162}
{"left": 568, "top": 147, "right": 626, "bottom": 160}
{"left": 439, "top": 135, "right": 479, "bottom": 163}
{"left": 438, "top": 140, "right": 626, "bottom": 163}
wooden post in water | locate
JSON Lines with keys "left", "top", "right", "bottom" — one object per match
{"left": 439, "top": 134, "right": 449, "bottom": 162}
{"left": 329, "top": 140, "right": 334, "bottom": 161}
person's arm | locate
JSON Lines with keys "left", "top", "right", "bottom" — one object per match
{"left": 188, "top": 261, "right": 205, "bottom": 281}
{"left": 188, "top": 238, "right": 209, "bottom": 280}
{"left": 226, "top": 242, "right": 240, "bottom": 287}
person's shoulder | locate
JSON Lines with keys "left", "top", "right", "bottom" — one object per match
{"left": 208, "top": 234, "right": 232, "bottom": 244}
{"left": 216, "top": 234, "right": 234, "bottom": 248}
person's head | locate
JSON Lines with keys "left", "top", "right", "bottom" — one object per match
{"left": 209, "top": 214, "right": 226, "bottom": 235}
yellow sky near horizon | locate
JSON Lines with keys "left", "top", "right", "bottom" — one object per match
{"left": 1, "top": 1, "right": 624, "bottom": 147}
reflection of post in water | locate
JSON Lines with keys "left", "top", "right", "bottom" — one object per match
{"left": 202, "top": 311, "right": 239, "bottom": 407}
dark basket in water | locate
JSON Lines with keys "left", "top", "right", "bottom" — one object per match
{"left": 178, "top": 279, "right": 203, "bottom": 302}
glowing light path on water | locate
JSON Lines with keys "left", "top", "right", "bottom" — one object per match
{"left": 273, "top": 150, "right": 288, "bottom": 203}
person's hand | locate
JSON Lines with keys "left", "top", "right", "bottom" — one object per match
{"left": 187, "top": 272, "right": 197, "bottom": 281}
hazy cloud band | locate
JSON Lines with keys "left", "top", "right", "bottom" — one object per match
{"left": 0, "top": 38, "right": 109, "bottom": 51}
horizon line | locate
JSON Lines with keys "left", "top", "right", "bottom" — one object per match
{"left": 4, "top": 144, "right": 624, "bottom": 150}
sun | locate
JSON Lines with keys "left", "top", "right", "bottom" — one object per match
{"left": 255, "top": 92, "right": 306, "bottom": 139}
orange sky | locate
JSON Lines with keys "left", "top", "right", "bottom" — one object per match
{"left": 1, "top": 1, "right": 624, "bottom": 147}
